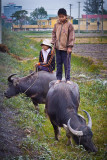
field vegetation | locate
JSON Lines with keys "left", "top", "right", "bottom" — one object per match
{"left": 0, "top": 29, "right": 107, "bottom": 160}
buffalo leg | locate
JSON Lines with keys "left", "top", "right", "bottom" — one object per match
{"left": 63, "top": 124, "right": 72, "bottom": 146}
{"left": 66, "top": 130, "right": 72, "bottom": 146}
{"left": 66, "top": 134, "right": 71, "bottom": 146}
{"left": 50, "top": 120, "right": 60, "bottom": 140}
{"left": 31, "top": 98, "right": 39, "bottom": 111}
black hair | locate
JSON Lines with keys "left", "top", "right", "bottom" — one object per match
{"left": 58, "top": 8, "right": 67, "bottom": 16}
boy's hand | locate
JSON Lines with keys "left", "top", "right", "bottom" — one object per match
{"left": 52, "top": 47, "right": 55, "bottom": 54}
{"left": 35, "top": 63, "right": 40, "bottom": 67}
{"left": 67, "top": 47, "right": 72, "bottom": 54}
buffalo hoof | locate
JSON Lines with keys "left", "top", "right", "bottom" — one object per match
{"left": 66, "top": 139, "right": 72, "bottom": 146}
{"left": 55, "top": 136, "right": 59, "bottom": 141}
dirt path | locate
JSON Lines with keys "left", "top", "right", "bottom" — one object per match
{"left": 0, "top": 90, "right": 25, "bottom": 159}
{"left": 73, "top": 44, "right": 107, "bottom": 67}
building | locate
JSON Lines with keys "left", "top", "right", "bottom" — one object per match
{"left": 78, "top": 14, "right": 107, "bottom": 31}
{"left": 37, "top": 15, "right": 55, "bottom": 29}
{"left": 13, "top": 15, "right": 73, "bottom": 31}
{"left": 37, "top": 15, "right": 73, "bottom": 29}
{"left": 4, "top": 3, "right": 22, "bottom": 19}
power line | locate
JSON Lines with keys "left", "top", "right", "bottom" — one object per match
{"left": 78, "top": 2, "right": 81, "bottom": 33}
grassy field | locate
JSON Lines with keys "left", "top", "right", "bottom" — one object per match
{"left": 21, "top": 30, "right": 107, "bottom": 44}
{"left": 0, "top": 30, "right": 107, "bottom": 160}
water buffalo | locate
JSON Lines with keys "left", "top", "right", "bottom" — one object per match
{"left": 45, "top": 80, "right": 97, "bottom": 152}
{"left": 4, "top": 71, "right": 56, "bottom": 109}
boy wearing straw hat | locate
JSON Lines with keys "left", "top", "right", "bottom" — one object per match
{"left": 36, "top": 39, "right": 55, "bottom": 72}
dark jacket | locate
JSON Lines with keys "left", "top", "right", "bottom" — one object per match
{"left": 39, "top": 49, "right": 55, "bottom": 72}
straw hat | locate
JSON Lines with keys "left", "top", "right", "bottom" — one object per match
{"left": 41, "top": 39, "right": 52, "bottom": 47}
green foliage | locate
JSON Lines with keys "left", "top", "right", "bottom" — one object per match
{"left": 11, "top": 10, "right": 28, "bottom": 28}
{"left": 83, "top": 0, "right": 107, "bottom": 15}
{"left": 71, "top": 54, "right": 104, "bottom": 75}
{"left": 21, "top": 137, "right": 52, "bottom": 159}
{"left": 83, "top": 0, "right": 101, "bottom": 14}
{"left": 30, "top": 7, "right": 47, "bottom": 20}
{"left": 2, "top": 29, "right": 41, "bottom": 58}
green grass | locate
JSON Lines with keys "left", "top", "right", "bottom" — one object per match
{"left": 75, "top": 37, "right": 107, "bottom": 44}
{"left": 0, "top": 30, "right": 107, "bottom": 159}
{"left": 71, "top": 54, "right": 105, "bottom": 76}
{"left": 2, "top": 29, "right": 41, "bottom": 57}
{"left": 21, "top": 30, "right": 52, "bottom": 36}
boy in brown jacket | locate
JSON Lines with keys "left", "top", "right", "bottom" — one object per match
{"left": 52, "top": 8, "right": 75, "bottom": 84}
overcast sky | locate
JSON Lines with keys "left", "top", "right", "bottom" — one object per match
{"left": 2, "top": 0, "right": 107, "bottom": 18}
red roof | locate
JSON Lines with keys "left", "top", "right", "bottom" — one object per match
{"left": 1, "top": 13, "right": 7, "bottom": 19}
{"left": 82, "top": 15, "right": 107, "bottom": 19}
{"left": 5, "top": 19, "right": 12, "bottom": 23}
{"left": 8, "top": 18, "right": 12, "bottom": 20}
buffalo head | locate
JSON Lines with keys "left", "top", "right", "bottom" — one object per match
{"left": 4, "top": 74, "right": 20, "bottom": 98}
{"left": 63, "top": 110, "right": 97, "bottom": 152}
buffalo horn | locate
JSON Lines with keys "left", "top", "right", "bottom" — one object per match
{"left": 67, "top": 118, "right": 83, "bottom": 136}
{"left": 8, "top": 74, "right": 17, "bottom": 82}
{"left": 82, "top": 110, "right": 92, "bottom": 129}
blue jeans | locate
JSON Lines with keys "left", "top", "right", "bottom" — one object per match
{"left": 56, "top": 49, "right": 71, "bottom": 81}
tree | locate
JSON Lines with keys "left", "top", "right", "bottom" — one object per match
{"left": 11, "top": 10, "right": 28, "bottom": 29}
{"left": 100, "top": 8, "right": 107, "bottom": 14}
{"left": 83, "top": 0, "right": 107, "bottom": 14}
{"left": 0, "top": 0, "right": 2, "bottom": 43}
{"left": 30, "top": 7, "right": 47, "bottom": 21}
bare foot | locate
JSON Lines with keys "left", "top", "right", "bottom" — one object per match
{"left": 55, "top": 80, "right": 61, "bottom": 84}
{"left": 66, "top": 81, "right": 72, "bottom": 85}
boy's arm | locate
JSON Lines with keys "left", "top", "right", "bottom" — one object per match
{"left": 67, "top": 24, "right": 75, "bottom": 49}
{"left": 51, "top": 24, "right": 56, "bottom": 46}
{"left": 36, "top": 51, "right": 43, "bottom": 66}
{"left": 39, "top": 51, "right": 43, "bottom": 62}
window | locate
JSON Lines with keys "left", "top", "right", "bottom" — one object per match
{"left": 91, "top": 19, "right": 95, "bottom": 22}
{"left": 49, "top": 21, "right": 51, "bottom": 25}
{"left": 42, "top": 22, "right": 45, "bottom": 25}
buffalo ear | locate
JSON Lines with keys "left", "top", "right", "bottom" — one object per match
{"left": 63, "top": 124, "right": 68, "bottom": 131}
{"left": 13, "top": 78, "right": 20, "bottom": 86}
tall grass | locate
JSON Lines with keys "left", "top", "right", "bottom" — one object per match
{"left": 2, "top": 29, "right": 41, "bottom": 57}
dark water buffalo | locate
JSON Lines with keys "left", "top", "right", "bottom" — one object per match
{"left": 4, "top": 71, "right": 56, "bottom": 108}
{"left": 45, "top": 80, "right": 97, "bottom": 152}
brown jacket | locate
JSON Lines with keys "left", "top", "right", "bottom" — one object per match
{"left": 52, "top": 20, "right": 75, "bottom": 51}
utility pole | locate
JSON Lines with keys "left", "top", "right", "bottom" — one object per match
{"left": 0, "top": 0, "right": 2, "bottom": 44}
{"left": 69, "top": 4, "right": 72, "bottom": 22}
{"left": 101, "top": 0, "right": 103, "bottom": 34}
{"left": 97, "top": 0, "right": 100, "bottom": 31}
{"left": 86, "top": 1, "right": 88, "bottom": 32}
{"left": 78, "top": 2, "right": 80, "bottom": 33}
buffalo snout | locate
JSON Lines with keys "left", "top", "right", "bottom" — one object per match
{"left": 4, "top": 91, "right": 11, "bottom": 98}
{"left": 82, "top": 139, "right": 98, "bottom": 153}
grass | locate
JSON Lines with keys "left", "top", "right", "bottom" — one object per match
{"left": 2, "top": 29, "right": 41, "bottom": 58}
{"left": 75, "top": 37, "right": 107, "bottom": 44}
{"left": 21, "top": 30, "right": 52, "bottom": 36}
{"left": 0, "top": 29, "right": 107, "bottom": 159}
{"left": 20, "top": 30, "right": 107, "bottom": 44}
